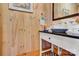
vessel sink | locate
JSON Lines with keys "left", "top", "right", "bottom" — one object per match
{"left": 66, "top": 29, "right": 79, "bottom": 37}
{"left": 51, "top": 29, "right": 68, "bottom": 33}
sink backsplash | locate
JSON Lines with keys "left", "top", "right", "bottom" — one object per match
{"left": 47, "top": 17, "right": 79, "bottom": 30}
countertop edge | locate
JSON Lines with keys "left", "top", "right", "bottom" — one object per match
{"left": 39, "top": 31, "right": 79, "bottom": 39}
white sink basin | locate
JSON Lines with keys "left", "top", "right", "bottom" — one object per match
{"left": 66, "top": 29, "right": 79, "bottom": 37}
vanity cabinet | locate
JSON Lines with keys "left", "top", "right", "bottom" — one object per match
{"left": 40, "top": 32, "right": 79, "bottom": 56}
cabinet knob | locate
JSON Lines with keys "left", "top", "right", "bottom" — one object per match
{"left": 49, "top": 37, "right": 50, "bottom": 40}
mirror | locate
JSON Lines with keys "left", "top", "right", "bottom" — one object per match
{"left": 53, "top": 3, "right": 79, "bottom": 20}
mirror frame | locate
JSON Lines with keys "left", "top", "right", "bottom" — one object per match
{"left": 53, "top": 3, "right": 79, "bottom": 21}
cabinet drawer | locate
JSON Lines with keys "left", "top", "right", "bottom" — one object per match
{"left": 51, "top": 35, "right": 62, "bottom": 48}
{"left": 40, "top": 33, "right": 53, "bottom": 43}
{"left": 50, "top": 34, "right": 79, "bottom": 55}
{"left": 51, "top": 34, "right": 79, "bottom": 55}
{"left": 40, "top": 33, "right": 63, "bottom": 47}
{"left": 61, "top": 36, "right": 79, "bottom": 54}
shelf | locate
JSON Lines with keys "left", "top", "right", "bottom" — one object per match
{"left": 42, "top": 40, "right": 51, "bottom": 51}
{"left": 41, "top": 49, "right": 51, "bottom": 53}
{"left": 42, "top": 51, "right": 53, "bottom": 56}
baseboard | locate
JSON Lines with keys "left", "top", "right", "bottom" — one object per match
{"left": 16, "top": 50, "right": 40, "bottom": 56}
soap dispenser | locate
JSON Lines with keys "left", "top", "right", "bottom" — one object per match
{"left": 40, "top": 13, "right": 46, "bottom": 31}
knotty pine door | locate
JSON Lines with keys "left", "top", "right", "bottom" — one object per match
{"left": 8, "top": 11, "right": 32, "bottom": 55}
{"left": 1, "top": 4, "right": 32, "bottom": 55}
{"left": 1, "top": 3, "right": 52, "bottom": 56}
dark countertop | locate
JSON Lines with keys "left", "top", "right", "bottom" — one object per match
{"left": 39, "top": 31, "right": 79, "bottom": 39}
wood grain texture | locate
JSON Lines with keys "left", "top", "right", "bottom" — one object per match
{"left": 0, "top": 4, "right": 3, "bottom": 56}
{"left": 17, "top": 50, "right": 40, "bottom": 56}
{"left": 0, "top": 3, "right": 52, "bottom": 56}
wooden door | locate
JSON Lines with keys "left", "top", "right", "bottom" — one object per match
{"left": 23, "top": 13, "right": 32, "bottom": 54}
{"left": 6, "top": 10, "right": 25, "bottom": 55}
